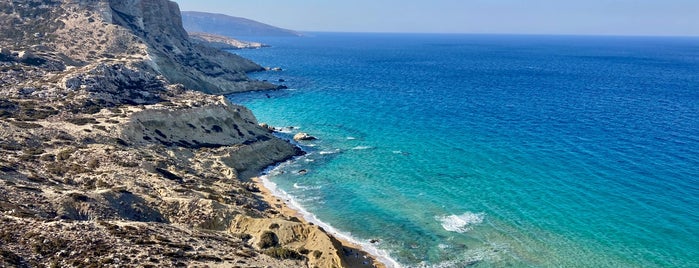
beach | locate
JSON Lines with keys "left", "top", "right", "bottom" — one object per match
{"left": 252, "top": 175, "right": 388, "bottom": 268}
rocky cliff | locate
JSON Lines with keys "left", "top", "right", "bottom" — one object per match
{"left": 0, "top": 1, "right": 375, "bottom": 267}
{"left": 0, "top": 0, "right": 276, "bottom": 95}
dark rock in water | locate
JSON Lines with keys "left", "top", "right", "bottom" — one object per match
{"left": 276, "top": 85, "right": 288, "bottom": 90}
{"left": 278, "top": 79, "right": 285, "bottom": 82}
{"left": 370, "top": 239, "right": 380, "bottom": 244}
{"left": 298, "top": 169, "right": 307, "bottom": 174}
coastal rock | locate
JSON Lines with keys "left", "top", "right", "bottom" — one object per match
{"left": 231, "top": 215, "right": 349, "bottom": 268}
{"left": 0, "top": 0, "right": 275, "bottom": 95}
{"left": 293, "top": 132, "right": 317, "bottom": 141}
{"left": 0, "top": 0, "right": 367, "bottom": 267}
{"left": 259, "top": 122, "right": 274, "bottom": 132}
{"left": 188, "top": 31, "right": 269, "bottom": 50}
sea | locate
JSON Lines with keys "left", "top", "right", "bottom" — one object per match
{"left": 228, "top": 33, "right": 699, "bottom": 267}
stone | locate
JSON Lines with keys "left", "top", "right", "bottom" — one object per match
{"left": 293, "top": 132, "right": 316, "bottom": 141}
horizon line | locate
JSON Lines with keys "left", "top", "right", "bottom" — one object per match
{"left": 290, "top": 30, "right": 699, "bottom": 38}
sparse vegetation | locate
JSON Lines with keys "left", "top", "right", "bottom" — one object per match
{"left": 56, "top": 149, "right": 74, "bottom": 161}
{"left": 67, "top": 117, "right": 98, "bottom": 126}
{"left": 155, "top": 167, "right": 183, "bottom": 183}
{"left": 233, "top": 233, "right": 252, "bottom": 241}
{"left": 87, "top": 158, "right": 99, "bottom": 169}
{"left": 113, "top": 138, "right": 128, "bottom": 146}
{"left": 257, "top": 231, "right": 278, "bottom": 249}
{"left": 10, "top": 120, "right": 42, "bottom": 129}
{"left": 263, "top": 247, "right": 304, "bottom": 260}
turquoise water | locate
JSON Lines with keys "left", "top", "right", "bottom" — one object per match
{"left": 229, "top": 33, "right": 699, "bottom": 267}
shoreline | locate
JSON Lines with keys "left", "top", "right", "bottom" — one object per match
{"left": 251, "top": 173, "right": 395, "bottom": 268}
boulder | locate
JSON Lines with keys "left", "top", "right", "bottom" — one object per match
{"left": 259, "top": 123, "right": 274, "bottom": 132}
{"left": 293, "top": 132, "right": 316, "bottom": 141}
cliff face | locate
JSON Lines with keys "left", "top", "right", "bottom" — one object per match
{"left": 106, "top": 0, "right": 277, "bottom": 94}
{"left": 0, "top": 1, "right": 364, "bottom": 267}
{"left": 0, "top": 0, "right": 276, "bottom": 94}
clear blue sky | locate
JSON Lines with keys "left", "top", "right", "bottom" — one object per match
{"left": 173, "top": 0, "right": 699, "bottom": 36}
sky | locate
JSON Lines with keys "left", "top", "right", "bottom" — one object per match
{"left": 172, "top": 0, "right": 699, "bottom": 36}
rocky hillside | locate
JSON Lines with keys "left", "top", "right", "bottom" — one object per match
{"left": 182, "top": 11, "right": 302, "bottom": 37}
{"left": 0, "top": 1, "right": 377, "bottom": 267}
{"left": 0, "top": 0, "right": 276, "bottom": 95}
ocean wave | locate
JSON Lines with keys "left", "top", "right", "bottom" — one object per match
{"left": 319, "top": 149, "right": 341, "bottom": 155}
{"left": 352, "top": 146, "right": 374, "bottom": 150}
{"left": 293, "top": 183, "right": 322, "bottom": 190}
{"left": 347, "top": 136, "right": 357, "bottom": 140}
{"left": 436, "top": 212, "right": 485, "bottom": 233}
{"left": 274, "top": 126, "right": 301, "bottom": 134}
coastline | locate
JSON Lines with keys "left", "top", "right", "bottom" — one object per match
{"left": 251, "top": 174, "right": 394, "bottom": 268}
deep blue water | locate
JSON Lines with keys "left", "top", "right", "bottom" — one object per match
{"left": 229, "top": 33, "right": 699, "bottom": 267}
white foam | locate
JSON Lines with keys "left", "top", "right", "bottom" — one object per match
{"left": 259, "top": 171, "right": 403, "bottom": 268}
{"left": 347, "top": 136, "right": 357, "bottom": 140}
{"left": 274, "top": 126, "right": 301, "bottom": 134}
{"left": 319, "top": 149, "right": 341, "bottom": 155}
{"left": 293, "top": 183, "right": 322, "bottom": 190}
{"left": 352, "top": 146, "right": 374, "bottom": 150}
{"left": 421, "top": 244, "right": 506, "bottom": 268}
{"left": 436, "top": 212, "right": 485, "bottom": 233}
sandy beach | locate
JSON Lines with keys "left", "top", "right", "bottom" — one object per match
{"left": 252, "top": 176, "right": 388, "bottom": 268}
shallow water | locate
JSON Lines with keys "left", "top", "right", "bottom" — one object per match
{"left": 229, "top": 33, "right": 699, "bottom": 267}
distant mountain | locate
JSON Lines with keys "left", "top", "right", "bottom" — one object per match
{"left": 181, "top": 11, "right": 301, "bottom": 37}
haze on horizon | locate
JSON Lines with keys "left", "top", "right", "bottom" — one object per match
{"left": 173, "top": 0, "right": 698, "bottom": 37}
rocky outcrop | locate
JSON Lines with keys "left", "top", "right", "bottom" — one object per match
{"left": 105, "top": 0, "right": 278, "bottom": 94}
{"left": 119, "top": 96, "right": 304, "bottom": 179}
{"left": 231, "top": 215, "right": 350, "bottom": 268}
{"left": 189, "top": 32, "right": 269, "bottom": 50}
{"left": 294, "top": 132, "right": 317, "bottom": 141}
{"left": 0, "top": 0, "right": 277, "bottom": 95}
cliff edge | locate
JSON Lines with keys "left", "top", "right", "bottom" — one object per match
{"left": 0, "top": 0, "right": 276, "bottom": 95}
{"left": 0, "top": 1, "right": 372, "bottom": 267}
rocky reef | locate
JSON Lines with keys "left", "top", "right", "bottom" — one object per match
{"left": 0, "top": 1, "right": 379, "bottom": 267}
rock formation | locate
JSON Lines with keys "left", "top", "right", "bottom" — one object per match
{"left": 0, "top": 1, "right": 379, "bottom": 267}
{"left": 188, "top": 32, "right": 269, "bottom": 50}
{"left": 294, "top": 132, "right": 318, "bottom": 141}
